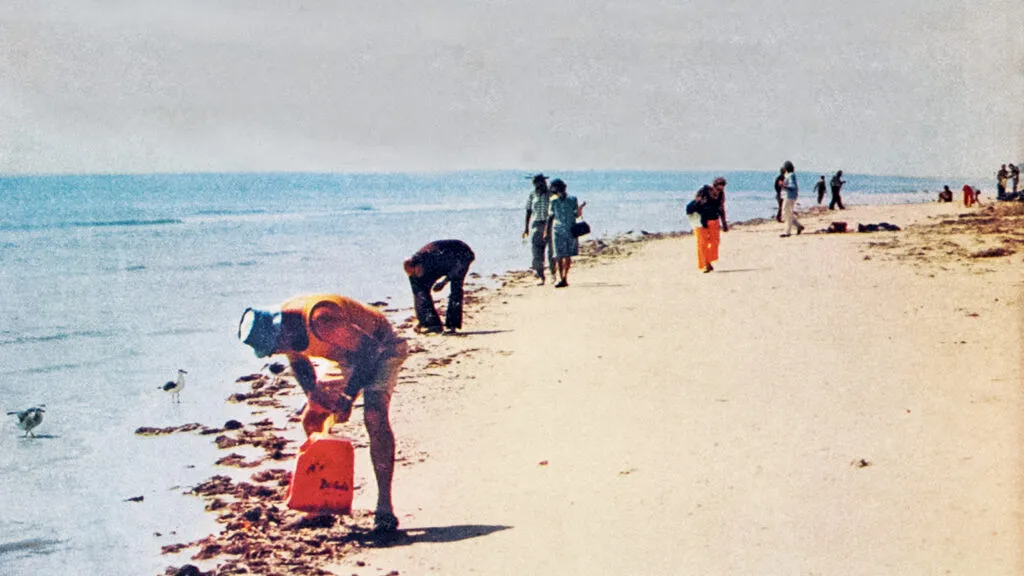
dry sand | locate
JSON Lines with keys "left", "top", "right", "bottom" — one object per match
{"left": 161, "top": 200, "right": 1023, "bottom": 576}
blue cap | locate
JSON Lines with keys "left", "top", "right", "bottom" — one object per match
{"left": 238, "top": 306, "right": 282, "bottom": 358}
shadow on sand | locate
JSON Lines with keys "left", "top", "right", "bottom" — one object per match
{"left": 444, "top": 330, "right": 513, "bottom": 337}
{"left": 346, "top": 524, "right": 512, "bottom": 548}
{"left": 567, "top": 281, "right": 628, "bottom": 288}
{"left": 712, "top": 268, "right": 767, "bottom": 274}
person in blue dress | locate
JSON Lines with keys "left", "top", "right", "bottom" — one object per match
{"left": 548, "top": 178, "right": 586, "bottom": 288}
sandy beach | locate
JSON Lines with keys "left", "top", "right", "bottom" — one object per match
{"left": 160, "top": 200, "right": 1022, "bottom": 576}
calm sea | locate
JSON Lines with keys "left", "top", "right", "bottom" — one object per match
{"left": 0, "top": 170, "right": 948, "bottom": 574}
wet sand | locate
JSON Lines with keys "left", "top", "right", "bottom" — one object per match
{"left": 158, "top": 200, "right": 1023, "bottom": 576}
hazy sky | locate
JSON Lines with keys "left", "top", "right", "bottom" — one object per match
{"left": 1, "top": 0, "right": 1021, "bottom": 177}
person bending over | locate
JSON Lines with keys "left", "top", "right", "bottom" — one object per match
{"left": 404, "top": 239, "right": 476, "bottom": 333}
{"left": 239, "top": 294, "right": 409, "bottom": 532}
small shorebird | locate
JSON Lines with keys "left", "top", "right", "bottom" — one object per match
{"left": 7, "top": 405, "right": 45, "bottom": 437}
{"left": 266, "top": 361, "right": 286, "bottom": 385}
{"left": 161, "top": 369, "right": 187, "bottom": 403}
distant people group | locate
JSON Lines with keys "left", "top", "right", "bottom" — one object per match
{"left": 939, "top": 163, "right": 1021, "bottom": 206}
{"left": 231, "top": 160, "right": 1024, "bottom": 536}
{"left": 996, "top": 163, "right": 1021, "bottom": 201}
{"left": 523, "top": 174, "right": 586, "bottom": 287}
{"left": 808, "top": 170, "right": 846, "bottom": 209}
{"left": 775, "top": 167, "right": 843, "bottom": 225}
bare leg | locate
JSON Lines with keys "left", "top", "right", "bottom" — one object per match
{"left": 364, "top": 389, "right": 397, "bottom": 529}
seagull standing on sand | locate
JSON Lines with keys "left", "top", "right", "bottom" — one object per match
{"left": 7, "top": 405, "right": 45, "bottom": 437}
{"left": 161, "top": 369, "right": 187, "bottom": 403}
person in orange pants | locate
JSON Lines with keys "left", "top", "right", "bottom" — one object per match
{"left": 692, "top": 177, "right": 729, "bottom": 272}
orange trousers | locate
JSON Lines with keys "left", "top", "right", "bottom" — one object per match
{"left": 696, "top": 219, "right": 720, "bottom": 269}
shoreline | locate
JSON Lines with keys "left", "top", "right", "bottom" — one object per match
{"left": 157, "top": 199, "right": 1022, "bottom": 576}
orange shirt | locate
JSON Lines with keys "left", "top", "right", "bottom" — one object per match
{"left": 280, "top": 293, "right": 399, "bottom": 361}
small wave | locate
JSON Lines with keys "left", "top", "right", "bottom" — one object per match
{"left": 147, "top": 327, "right": 217, "bottom": 337}
{"left": 0, "top": 330, "right": 110, "bottom": 347}
{"left": 21, "top": 362, "right": 84, "bottom": 375}
{"left": 68, "top": 218, "right": 183, "bottom": 229}
{"left": 0, "top": 536, "right": 64, "bottom": 557}
{"left": 194, "top": 208, "right": 267, "bottom": 216}
{"left": 210, "top": 260, "right": 258, "bottom": 269}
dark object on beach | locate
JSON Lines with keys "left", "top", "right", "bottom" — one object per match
{"left": 857, "top": 222, "right": 901, "bottom": 233}
{"left": 284, "top": 513, "right": 337, "bottom": 531}
{"left": 827, "top": 222, "right": 848, "bottom": 233}
{"left": 970, "top": 247, "right": 1014, "bottom": 258}
{"left": 164, "top": 565, "right": 208, "bottom": 576}
{"left": 570, "top": 221, "right": 591, "bottom": 237}
{"left": 223, "top": 419, "right": 244, "bottom": 430}
{"left": 124, "top": 495, "right": 144, "bottom": 503}
{"left": 852, "top": 458, "right": 872, "bottom": 468}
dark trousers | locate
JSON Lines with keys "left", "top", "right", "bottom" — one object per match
{"left": 830, "top": 189, "right": 845, "bottom": 210}
{"left": 410, "top": 258, "right": 471, "bottom": 331}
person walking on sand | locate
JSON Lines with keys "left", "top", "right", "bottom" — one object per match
{"left": 523, "top": 174, "right": 553, "bottom": 285}
{"left": 829, "top": 170, "right": 846, "bottom": 210}
{"left": 1010, "top": 163, "right": 1020, "bottom": 194}
{"left": 773, "top": 169, "right": 785, "bottom": 222}
{"left": 548, "top": 178, "right": 586, "bottom": 287}
{"left": 404, "top": 239, "right": 476, "bottom": 334}
{"left": 815, "top": 175, "right": 827, "bottom": 204}
{"left": 780, "top": 161, "right": 804, "bottom": 237}
{"left": 692, "top": 177, "right": 729, "bottom": 272}
{"left": 238, "top": 294, "right": 409, "bottom": 533}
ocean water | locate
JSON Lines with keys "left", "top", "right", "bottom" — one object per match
{"left": 0, "top": 170, "right": 948, "bottom": 575}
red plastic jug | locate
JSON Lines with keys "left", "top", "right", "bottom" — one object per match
{"left": 286, "top": 433, "right": 354, "bottom": 515}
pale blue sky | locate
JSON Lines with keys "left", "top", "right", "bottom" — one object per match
{"left": 0, "top": 0, "right": 1021, "bottom": 178}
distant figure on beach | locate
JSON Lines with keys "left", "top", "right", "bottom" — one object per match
{"left": 692, "top": 177, "right": 729, "bottom": 272}
{"left": 773, "top": 169, "right": 785, "bottom": 222}
{"left": 829, "top": 170, "right": 846, "bottom": 210}
{"left": 404, "top": 239, "right": 476, "bottom": 333}
{"left": 238, "top": 294, "right": 409, "bottom": 532}
{"left": 996, "top": 165, "right": 1010, "bottom": 200}
{"left": 780, "top": 161, "right": 804, "bottom": 237}
{"left": 548, "top": 178, "right": 586, "bottom": 287}
{"left": 1009, "top": 164, "right": 1020, "bottom": 194}
{"left": 522, "top": 174, "right": 553, "bottom": 285}
{"left": 962, "top": 184, "right": 977, "bottom": 207}
{"left": 938, "top": 186, "right": 953, "bottom": 202}
{"left": 815, "top": 175, "right": 826, "bottom": 204}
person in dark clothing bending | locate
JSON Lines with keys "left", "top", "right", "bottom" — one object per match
{"left": 403, "top": 239, "right": 476, "bottom": 334}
